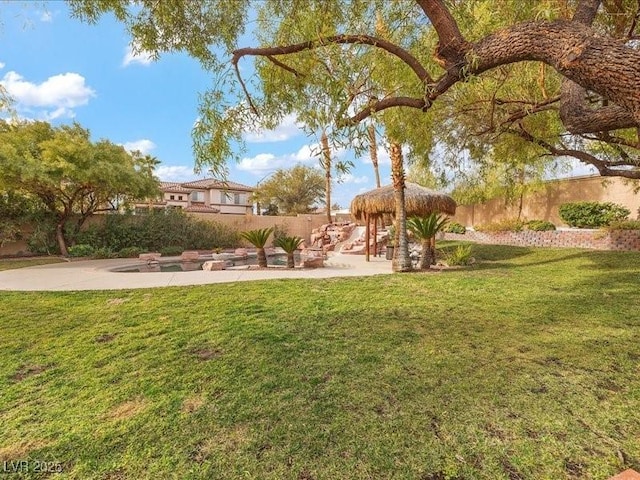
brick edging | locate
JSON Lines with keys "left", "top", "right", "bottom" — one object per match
{"left": 443, "top": 230, "right": 640, "bottom": 251}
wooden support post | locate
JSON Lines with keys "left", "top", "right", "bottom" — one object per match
{"left": 373, "top": 218, "right": 378, "bottom": 257}
{"left": 365, "top": 213, "right": 370, "bottom": 262}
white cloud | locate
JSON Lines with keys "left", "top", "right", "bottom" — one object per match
{"left": 237, "top": 143, "right": 326, "bottom": 175}
{"left": 243, "top": 114, "right": 305, "bottom": 143}
{"left": 0, "top": 71, "right": 95, "bottom": 119}
{"left": 122, "top": 139, "right": 157, "bottom": 155}
{"left": 122, "top": 44, "right": 154, "bottom": 67}
{"left": 156, "top": 165, "right": 200, "bottom": 183}
{"left": 338, "top": 173, "right": 368, "bottom": 184}
{"left": 39, "top": 11, "right": 53, "bottom": 23}
{"left": 0, "top": 62, "right": 5, "bottom": 70}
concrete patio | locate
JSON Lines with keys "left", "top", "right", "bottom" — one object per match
{"left": 0, "top": 253, "right": 393, "bottom": 291}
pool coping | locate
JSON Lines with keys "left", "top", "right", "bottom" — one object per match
{"left": 0, "top": 253, "right": 393, "bottom": 291}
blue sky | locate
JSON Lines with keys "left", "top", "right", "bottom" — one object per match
{"left": 0, "top": 2, "right": 393, "bottom": 209}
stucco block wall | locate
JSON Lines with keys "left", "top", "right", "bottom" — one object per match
{"left": 186, "top": 212, "right": 329, "bottom": 245}
{"left": 453, "top": 176, "right": 640, "bottom": 227}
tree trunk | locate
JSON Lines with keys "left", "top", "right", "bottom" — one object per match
{"left": 419, "top": 239, "right": 432, "bottom": 270}
{"left": 286, "top": 252, "right": 295, "bottom": 269}
{"left": 321, "top": 130, "right": 332, "bottom": 224}
{"left": 56, "top": 221, "right": 69, "bottom": 256}
{"left": 257, "top": 247, "right": 267, "bottom": 268}
{"left": 368, "top": 123, "right": 381, "bottom": 188}
{"left": 389, "top": 141, "right": 412, "bottom": 272}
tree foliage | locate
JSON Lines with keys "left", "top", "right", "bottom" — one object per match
{"left": 254, "top": 165, "right": 325, "bottom": 215}
{"left": 67, "top": 0, "right": 640, "bottom": 188}
{"left": 0, "top": 120, "right": 159, "bottom": 255}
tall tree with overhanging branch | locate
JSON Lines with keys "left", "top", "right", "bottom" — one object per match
{"left": 0, "top": 120, "right": 159, "bottom": 256}
{"left": 68, "top": 0, "right": 640, "bottom": 204}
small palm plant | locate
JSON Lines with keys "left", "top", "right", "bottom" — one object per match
{"left": 407, "top": 213, "right": 449, "bottom": 270}
{"left": 275, "top": 235, "right": 304, "bottom": 268}
{"left": 240, "top": 227, "right": 274, "bottom": 268}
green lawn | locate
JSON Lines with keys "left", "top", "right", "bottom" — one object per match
{"left": 1, "top": 244, "right": 639, "bottom": 479}
{"left": 0, "top": 257, "right": 65, "bottom": 271}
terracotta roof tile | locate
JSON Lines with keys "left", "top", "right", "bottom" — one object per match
{"left": 180, "top": 178, "right": 254, "bottom": 191}
{"left": 184, "top": 205, "right": 221, "bottom": 213}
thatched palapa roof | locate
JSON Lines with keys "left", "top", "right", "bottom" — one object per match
{"left": 350, "top": 182, "right": 456, "bottom": 221}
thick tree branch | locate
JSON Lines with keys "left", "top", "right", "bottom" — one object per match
{"left": 511, "top": 126, "right": 640, "bottom": 179}
{"left": 559, "top": 0, "right": 638, "bottom": 133}
{"left": 344, "top": 96, "right": 428, "bottom": 125}
{"left": 232, "top": 34, "right": 434, "bottom": 85}
{"left": 415, "top": 0, "right": 469, "bottom": 66}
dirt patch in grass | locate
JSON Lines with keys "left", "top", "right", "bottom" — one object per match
{"left": 0, "top": 440, "right": 50, "bottom": 461}
{"left": 181, "top": 396, "right": 205, "bottom": 414}
{"left": 101, "top": 468, "right": 127, "bottom": 480}
{"left": 95, "top": 333, "right": 118, "bottom": 343}
{"left": 189, "top": 347, "right": 223, "bottom": 361}
{"left": 10, "top": 364, "right": 50, "bottom": 382}
{"left": 191, "top": 425, "right": 249, "bottom": 463}
{"left": 105, "top": 398, "right": 148, "bottom": 421}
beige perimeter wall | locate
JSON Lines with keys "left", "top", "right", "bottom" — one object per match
{"left": 188, "top": 213, "right": 329, "bottom": 246}
{"left": 0, "top": 213, "right": 331, "bottom": 257}
{"left": 453, "top": 175, "right": 640, "bottom": 227}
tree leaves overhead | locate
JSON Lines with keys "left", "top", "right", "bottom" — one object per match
{"left": 68, "top": 0, "right": 640, "bottom": 186}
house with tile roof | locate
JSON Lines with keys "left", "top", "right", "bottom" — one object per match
{"left": 136, "top": 178, "right": 254, "bottom": 215}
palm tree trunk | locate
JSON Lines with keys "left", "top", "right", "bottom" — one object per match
{"left": 321, "top": 130, "right": 332, "bottom": 224}
{"left": 419, "top": 239, "right": 431, "bottom": 270}
{"left": 257, "top": 248, "right": 267, "bottom": 268}
{"left": 389, "top": 140, "right": 412, "bottom": 272}
{"left": 286, "top": 253, "right": 295, "bottom": 269}
{"left": 368, "top": 123, "right": 381, "bottom": 188}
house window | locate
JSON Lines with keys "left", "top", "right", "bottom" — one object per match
{"left": 191, "top": 191, "right": 205, "bottom": 202}
{"left": 170, "top": 195, "right": 175, "bottom": 200}
{"left": 178, "top": 195, "right": 183, "bottom": 201}
{"left": 220, "top": 192, "right": 230, "bottom": 204}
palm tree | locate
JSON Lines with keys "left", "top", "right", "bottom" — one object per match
{"left": 389, "top": 140, "right": 412, "bottom": 272}
{"left": 407, "top": 214, "right": 450, "bottom": 270}
{"left": 275, "top": 235, "right": 304, "bottom": 268}
{"left": 240, "top": 227, "right": 274, "bottom": 268}
{"left": 320, "top": 130, "right": 332, "bottom": 223}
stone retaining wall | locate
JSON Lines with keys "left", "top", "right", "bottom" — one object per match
{"left": 443, "top": 229, "right": 640, "bottom": 251}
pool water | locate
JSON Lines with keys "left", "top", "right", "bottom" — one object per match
{"left": 117, "top": 254, "right": 295, "bottom": 273}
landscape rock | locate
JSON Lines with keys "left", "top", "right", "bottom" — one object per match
{"left": 180, "top": 251, "right": 200, "bottom": 261}
{"left": 139, "top": 252, "right": 161, "bottom": 261}
{"left": 202, "top": 260, "right": 226, "bottom": 271}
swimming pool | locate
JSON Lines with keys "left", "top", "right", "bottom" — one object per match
{"left": 114, "top": 254, "right": 297, "bottom": 273}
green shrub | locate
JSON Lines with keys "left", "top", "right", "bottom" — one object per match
{"left": 92, "top": 247, "right": 117, "bottom": 259}
{"left": 526, "top": 220, "right": 556, "bottom": 231}
{"left": 118, "top": 246, "right": 146, "bottom": 258}
{"left": 445, "top": 222, "right": 466, "bottom": 234}
{"left": 160, "top": 246, "right": 184, "bottom": 256}
{"left": 605, "top": 220, "right": 640, "bottom": 231}
{"left": 68, "top": 244, "right": 95, "bottom": 257}
{"left": 75, "top": 210, "right": 240, "bottom": 252}
{"left": 558, "top": 201, "right": 630, "bottom": 228}
{"left": 272, "top": 224, "right": 289, "bottom": 247}
{"left": 445, "top": 244, "right": 475, "bottom": 266}
{"left": 474, "top": 218, "right": 524, "bottom": 232}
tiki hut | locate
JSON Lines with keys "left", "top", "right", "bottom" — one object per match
{"left": 350, "top": 183, "right": 457, "bottom": 261}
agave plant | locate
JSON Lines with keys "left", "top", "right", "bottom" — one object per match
{"left": 275, "top": 235, "right": 304, "bottom": 268}
{"left": 240, "top": 227, "right": 274, "bottom": 268}
{"left": 407, "top": 213, "right": 449, "bottom": 270}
